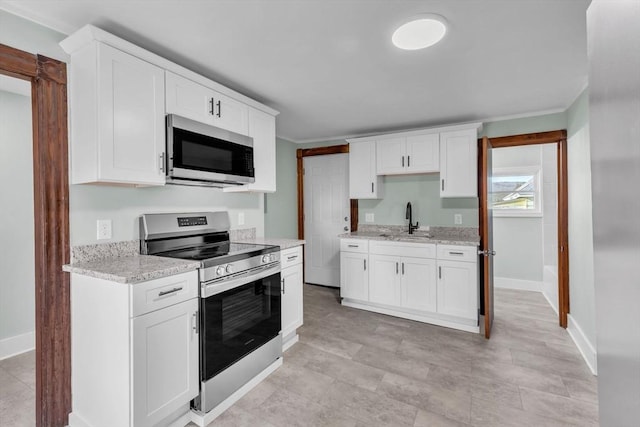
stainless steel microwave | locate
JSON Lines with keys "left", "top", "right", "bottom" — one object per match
{"left": 165, "top": 114, "right": 255, "bottom": 187}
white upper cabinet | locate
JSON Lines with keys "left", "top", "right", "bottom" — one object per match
{"left": 376, "top": 133, "right": 439, "bottom": 175}
{"left": 440, "top": 128, "right": 478, "bottom": 197}
{"left": 225, "top": 107, "right": 276, "bottom": 193}
{"left": 67, "top": 42, "right": 166, "bottom": 186}
{"left": 405, "top": 133, "right": 439, "bottom": 173}
{"left": 166, "top": 71, "right": 249, "bottom": 135}
{"left": 348, "top": 141, "right": 383, "bottom": 199}
{"left": 376, "top": 137, "right": 406, "bottom": 175}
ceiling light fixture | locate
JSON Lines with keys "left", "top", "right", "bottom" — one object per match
{"left": 392, "top": 15, "right": 447, "bottom": 50}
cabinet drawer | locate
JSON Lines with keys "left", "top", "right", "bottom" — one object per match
{"left": 281, "top": 246, "right": 303, "bottom": 269}
{"left": 437, "top": 245, "right": 477, "bottom": 263}
{"left": 131, "top": 270, "right": 198, "bottom": 317}
{"left": 369, "top": 240, "right": 436, "bottom": 258}
{"left": 340, "top": 239, "right": 369, "bottom": 253}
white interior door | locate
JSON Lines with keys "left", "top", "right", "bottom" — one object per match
{"left": 303, "top": 153, "right": 349, "bottom": 287}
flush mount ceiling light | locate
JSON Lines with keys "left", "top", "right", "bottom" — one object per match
{"left": 392, "top": 15, "right": 447, "bottom": 50}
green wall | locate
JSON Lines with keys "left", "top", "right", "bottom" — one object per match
{"left": 359, "top": 175, "right": 478, "bottom": 226}
{"left": 264, "top": 138, "right": 299, "bottom": 238}
{"left": 482, "top": 111, "right": 567, "bottom": 138}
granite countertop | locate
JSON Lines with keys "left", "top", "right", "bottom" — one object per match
{"left": 233, "top": 237, "right": 306, "bottom": 250}
{"left": 63, "top": 255, "right": 201, "bottom": 284}
{"left": 339, "top": 225, "right": 480, "bottom": 247}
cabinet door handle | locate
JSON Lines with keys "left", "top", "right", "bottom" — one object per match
{"left": 158, "top": 287, "right": 182, "bottom": 297}
{"left": 439, "top": 266, "right": 442, "bottom": 279}
{"left": 281, "top": 278, "right": 285, "bottom": 294}
{"left": 449, "top": 251, "right": 464, "bottom": 256}
{"left": 216, "top": 100, "right": 221, "bottom": 117}
{"left": 364, "top": 259, "right": 366, "bottom": 270}
{"left": 192, "top": 311, "right": 199, "bottom": 335}
{"left": 407, "top": 156, "right": 410, "bottom": 167}
{"left": 396, "top": 262, "right": 399, "bottom": 274}
{"left": 441, "top": 179, "right": 445, "bottom": 191}
{"left": 159, "top": 152, "right": 165, "bottom": 173}
{"left": 402, "top": 262, "right": 405, "bottom": 275}
{"left": 402, "top": 156, "right": 404, "bottom": 167}
{"left": 371, "top": 182, "right": 374, "bottom": 193}
{"left": 209, "top": 98, "right": 215, "bottom": 115}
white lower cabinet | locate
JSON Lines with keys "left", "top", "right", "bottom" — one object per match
{"left": 340, "top": 238, "right": 478, "bottom": 333}
{"left": 280, "top": 246, "right": 304, "bottom": 350}
{"left": 132, "top": 298, "right": 199, "bottom": 427}
{"left": 70, "top": 271, "right": 199, "bottom": 427}
{"left": 401, "top": 257, "right": 437, "bottom": 312}
{"left": 437, "top": 259, "right": 478, "bottom": 321}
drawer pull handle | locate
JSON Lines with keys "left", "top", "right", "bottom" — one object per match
{"left": 449, "top": 252, "right": 464, "bottom": 255}
{"left": 158, "top": 287, "right": 182, "bottom": 297}
{"left": 281, "top": 278, "right": 285, "bottom": 294}
{"left": 348, "top": 244, "right": 359, "bottom": 248}
{"left": 287, "top": 255, "right": 298, "bottom": 260}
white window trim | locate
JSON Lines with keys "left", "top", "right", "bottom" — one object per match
{"left": 491, "top": 165, "right": 543, "bottom": 217}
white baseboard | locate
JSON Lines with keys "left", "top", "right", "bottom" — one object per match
{"left": 495, "top": 277, "right": 542, "bottom": 292}
{"left": 0, "top": 331, "right": 35, "bottom": 361}
{"left": 567, "top": 314, "right": 598, "bottom": 375}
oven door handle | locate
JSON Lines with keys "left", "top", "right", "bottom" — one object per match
{"left": 201, "top": 263, "right": 280, "bottom": 298}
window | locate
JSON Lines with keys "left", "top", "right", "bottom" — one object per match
{"left": 491, "top": 166, "right": 542, "bottom": 216}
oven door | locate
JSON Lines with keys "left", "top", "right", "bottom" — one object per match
{"left": 200, "top": 266, "right": 281, "bottom": 381}
{"left": 167, "top": 114, "right": 255, "bottom": 184}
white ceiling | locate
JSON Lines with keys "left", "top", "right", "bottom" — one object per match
{"left": 1, "top": 0, "right": 590, "bottom": 142}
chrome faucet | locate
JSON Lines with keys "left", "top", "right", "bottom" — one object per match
{"left": 406, "top": 202, "right": 419, "bottom": 234}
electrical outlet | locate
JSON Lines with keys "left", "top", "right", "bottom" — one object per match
{"left": 454, "top": 214, "right": 463, "bottom": 225}
{"left": 365, "top": 213, "right": 374, "bottom": 223}
{"left": 97, "top": 219, "right": 112, "bottom": 240}
{"left": 238, "top": 212, "right": 245, "bottom": 226}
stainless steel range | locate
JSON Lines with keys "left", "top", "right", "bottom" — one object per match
{"left": 140, "top": 212, "right": 282, "bottom": 414}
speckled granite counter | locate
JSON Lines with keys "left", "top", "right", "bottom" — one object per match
{"left": 63, "top": 255, "right": 200, "bottom": 284}
{"left": 233, "top": 237, "right": 305, "bottom": 250}
{"left": 340, "top": 225, "right": 480, "bottom": 246}
{"left": 63, "top": 240, "right": 200, "bottom": 284}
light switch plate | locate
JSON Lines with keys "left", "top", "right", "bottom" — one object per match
{"left": 97, "top": 219, "right": 112, "bottom": 240}
{"left": 365, "top": 213, "right": 374, "bottom": 223}
{"left": 454, "top": 214, "right": 462, "bottom": 225}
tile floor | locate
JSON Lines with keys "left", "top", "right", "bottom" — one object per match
{"left": 0, "top": 286, "right": 598, "bottom": 426}
{"left": 0, "top": 349, "right": 35, "bottom": 426}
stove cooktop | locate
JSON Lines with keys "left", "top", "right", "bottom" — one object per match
{"left": 158, "top": 242, "right": 279, "bottom": 266}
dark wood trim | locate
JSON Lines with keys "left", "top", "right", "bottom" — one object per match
{"left": 350, "top": 200, "right": 359, "bottom": 233}
{"left": 557, "top": 138, "right": 570, "bottom": 328}
{"left": 296, "top": 149, "right": 304, "bottom": 239}
{"left": 489, "top": 130, "right": 567, "bottom": 148}
{"left": 1, "top": 44, "right": 71, "bottom": 426}
{"left": 296, "top": 144, "right": 351, "bottom": 239}
{"left": 299, "top": 144, "right": 349, "bottom": 158}
{"left": 479, "top": 136, "right": 494, "bottom": 338}
{"left": 483, "top": 129, "right": 570, "bottom": 329}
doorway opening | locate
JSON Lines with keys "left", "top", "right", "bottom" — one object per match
{"left": 0, "top": 43, "right": 71, "bottom": 426}
{"left": 479, "top": 130, "right": 569, "bottom": 340}
{"left": 296, "top": 145, "right": 356, "bottom": 288}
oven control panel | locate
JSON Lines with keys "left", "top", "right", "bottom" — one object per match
{"left": 177, "top": 216, "right": 208, "bottom": 227}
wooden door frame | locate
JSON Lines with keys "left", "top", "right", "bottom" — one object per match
{"left": 296, "top": 144, "right": 357, "bottom": 239}
{"left": 0, "top": 44, "right": 71, "bottom": 425}
{"left": 482, "top": 129, "right": 569, "bottom": 328}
